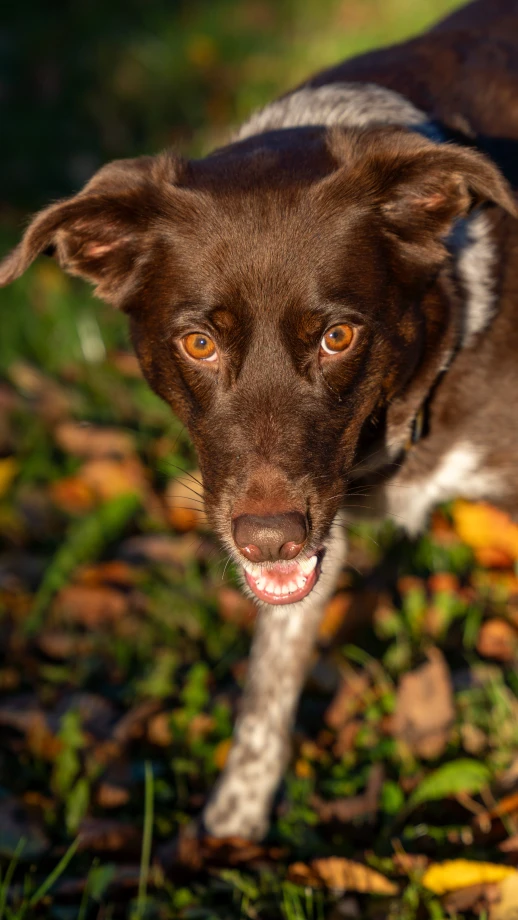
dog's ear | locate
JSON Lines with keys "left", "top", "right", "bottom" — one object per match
{"left": 327, "top": 127, "right": 517, "bottom": 265}
{"left": 0, "top": 153, "right": 184, "bottom": 306}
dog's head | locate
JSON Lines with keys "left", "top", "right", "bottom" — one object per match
{"left": 1, "top": 126, "right": 515, "bottom": 605}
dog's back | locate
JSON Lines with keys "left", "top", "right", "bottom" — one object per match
{"left": 308, "top": 0, "right": 518, "bottom": 182}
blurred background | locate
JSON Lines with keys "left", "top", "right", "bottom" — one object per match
{"left": 1, "top": 0, "right": 459, "bottom": 214}
{"left": 5, "top": 3, "right": 518, "bottom": 919}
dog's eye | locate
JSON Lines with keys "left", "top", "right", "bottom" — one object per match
{"left": 182, "top": 332, "right": 218, "bottom": 362}
{"left": 320, "top": 324, "right": 355, "bottom": 356}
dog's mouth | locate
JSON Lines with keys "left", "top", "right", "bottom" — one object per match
{"left": 242, "top": 553, "right": 321, "bottom": 605}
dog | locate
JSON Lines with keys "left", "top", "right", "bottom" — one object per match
{"left": 1, "top": 0, "right": 518, "bottom": 841}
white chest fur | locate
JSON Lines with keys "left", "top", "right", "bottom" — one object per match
{"left": 385, "top": 441, "right": 502, "bottom": 535}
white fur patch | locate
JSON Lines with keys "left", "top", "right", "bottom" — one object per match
{"left": 202, "top": 518, "right": 347, "bottom": 840}
{"left": 387, "top": 441, "right": 501, "bottom": 535}
{"left": 451, "top": 212, "right": 496, "bottom": 344}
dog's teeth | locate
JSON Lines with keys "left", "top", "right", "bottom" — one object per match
{"left": 274, "top": 585, "right": 282, "bottom": 596}
{"left": 300, "top": 555, "right": 317, "bottom": 576}
{"left": 256, "top": 577, "right": 266, "bottom": 591}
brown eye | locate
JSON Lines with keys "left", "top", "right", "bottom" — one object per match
{"left": 320, "top": 323, "right": 355, "bottom": 356}
{"left": 182, "top": 332, "right": 217, "bottom": 362}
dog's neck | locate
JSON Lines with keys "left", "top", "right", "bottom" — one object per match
{"left": 237, "top": 82, "right": 497, "bottom": 351}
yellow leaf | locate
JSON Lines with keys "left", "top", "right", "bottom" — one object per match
{"left": 0, "top": 457, "right": 18, "bottom": 499}
{"left": 452, "top": 500, "right": 518, "bottom": 561}
{"left": 491, "top": 872, "right": 518, "bottom": 920}
{"left": 289, "top": 857, "right": 398, "bottom": 895}
{"left": 423, "top": 860, "right": 517, "bottom": 895}
{"left": 214, "top": 738, "right": 232, "bottom": 770}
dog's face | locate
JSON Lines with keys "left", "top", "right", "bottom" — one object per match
{"left": 1, "top": 126, "right": 513, "bottom": 605}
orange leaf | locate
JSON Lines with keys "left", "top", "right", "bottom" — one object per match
{"left": 452, "top": 500, "right": 518, "bottom": 561}
{"left": 214, "top": 738, "right": 232, "bottom": 770}
{"left": 477, "top": 619, "right": 518, "bottom": 662}
{"left": 288, "top": 857, "right": 398, "bottom": 895}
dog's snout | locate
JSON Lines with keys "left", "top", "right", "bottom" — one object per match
{"left": 233, "top": 511, "right": 307, "bottom": 563}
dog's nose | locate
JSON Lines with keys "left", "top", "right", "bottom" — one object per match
{"left": 232, "top": 512, "right": 307, "bottom": 563}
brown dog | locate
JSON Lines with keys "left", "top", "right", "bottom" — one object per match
{"left": 1, "top": 0, "right": 518, "bottom": 840}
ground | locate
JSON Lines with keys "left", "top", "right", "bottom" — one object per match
{"left": 0, "top": 260, "right": 518, "bottom": 919}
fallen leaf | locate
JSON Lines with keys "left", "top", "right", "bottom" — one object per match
{"left": 109, "top": 351, "right": 142, "bottom": 377}
{"left": 217, "top": 587, "right": 256, "bottom": 627}
{"left": 313, "top": 764, "right": 384, "bottom": 823}
{"left": 422, "top": 860, "right": 516, "bottom": 895}
{"left": 319, "top": 592, "right": 352, "bottom": 642}
{"left": 53, "top": 584, "right": 128, "bottom": 627}
{"left": 477, "top": 619, "right": 518, "bottom": 662}
{"left": 147, "top": 711, "right": 173, "bottom": 747}
{"left": 113, "top": 700, "right": 162, "bottom": 745}
{"left": 288, "top": 857, "right": 397, "bottom": 895}
{"left": 325, "top": 670, "right": 370, "bottom": 730}
{"left": 77, "top": 560, "right": 139, "bottom": 588}
{"left": 80, "top": 457, "right": 147, "bottom": 502}
{"left": 54, "top": 421, "right": 135, "bottom": 459}
{"left": 165, "top": 471, "right": 206, "bottom": 532}
{"left": 214, "top": 738, "right": 232, "bottom": 770}
{"left": 50, "top": 476, "right": 97, "bottom": 513}
{"left": 77, "top": 817, "right": 140, "bottom": 853}
{"left": 393, "top": 648, "right": 454, "bottom": 759}
{"left": 96, "top": 783, "right": 130, "bottom": 809}
{"left": 443, "top": 882, "right": 501, "bottom": 915}
{"left": 0, "top": 457, "right": 18, "bottom": 498}
{"left": 453, "top": 500, "right": 518, "bottom": 562}
{"left": 490, "top": 872, "right": 518, "bottom": 920}
{"left": 118, "top": 533, "right": 194, "bottom": 567}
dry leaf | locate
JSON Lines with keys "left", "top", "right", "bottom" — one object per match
{"left": 54, "top": 422, "right": 135, "bottom": 459}
{"left": 113, "top": 700, "right": 162, "bottom": 745}
{"left": 77, "top": 817, "right": 140, "bottom": 853}
{"left": 453, "top": 500, "right": 518, "bottom": 562}
{"left": 325, "top": 670, "right": 370, "bottom": 730}
{"left": 217, "top": 587, "right": 256, "bottom": 627}
{"left": 50, "top": 476, "right": 96, "bottom": 513}
{"left": 393, "top": 647, "right": 454, "bottom": 759}
{"left": 96, "top": 783, "right": 130, "bottom": 809}
{"left": 443, "top": 883, "right": 501, "bottom": 915}
{"left": 477, "top": 619, "right": 518, "bottom": 662}
{"left": 165, "top": 471, "right": 206, "bottom": 532}
{"left": 288, "top": 857, "right": 397, "bottom": 895}
{"left": 53, "top": 585, "right": 128, "bottom": 627}
{"left": 0, "top": 457, "right": 18, "bottom": 499}
{"left": 490, "top": 873, "right": 518, "bottom": 920}
{"left": 312, "top": 763, "right": 384, "bottom": 824}
{"left": 214, "top": 738, "right": 232, "bottom": 770}
{"left": 77, "top": 560, "right": 138, "bottom": 588}
{"left": 80, "top": 457, "right": 147, "bottom": 501}
{"left": 147, "top": 712, "right": 173, "bottom": 747}
{"left": 319, "top": 592, "right": 352, "bottom": 642}
{"left": 119, "top": 533, "right": 197, "bottom": 567}
{"left": 422, "top": 860, "right": 517, "bottom": 895}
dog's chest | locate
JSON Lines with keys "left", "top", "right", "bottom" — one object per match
{"left": 384, "top": 441, "right": 503, "bottom": 535}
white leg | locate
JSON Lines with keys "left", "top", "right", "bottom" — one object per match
{"left": 202, "top": 521, "right": 347, "bottom": 840}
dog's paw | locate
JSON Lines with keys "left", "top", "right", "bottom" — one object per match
{"left": 202, "top": 790, "right": 270, "bottom": 842}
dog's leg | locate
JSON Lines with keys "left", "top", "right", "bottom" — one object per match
{"left": 202, "top": 520, "right": 347, "bottom": 841}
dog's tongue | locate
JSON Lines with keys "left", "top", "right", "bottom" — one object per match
{"left": 244, "top": 555, "right": 318, "bottom": 605}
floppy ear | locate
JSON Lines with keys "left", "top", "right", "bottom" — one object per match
{"left": 328, "top": 127, "right": 517, "bottom": 267}
{"left": 0, "top": 153, "right": 183, "bottom": 305}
